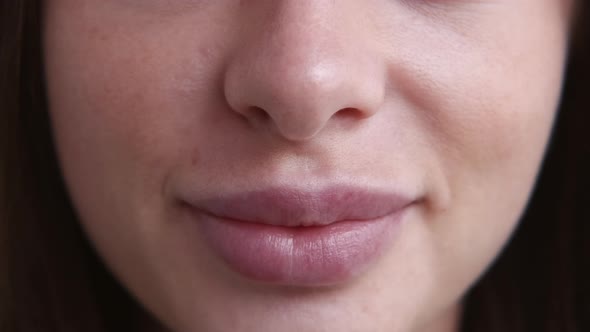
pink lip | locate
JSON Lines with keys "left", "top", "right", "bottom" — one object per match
{"left": 180, "top": 185, "right": 414, "bottom": 286}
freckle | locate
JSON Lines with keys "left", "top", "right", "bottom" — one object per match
{"left": 191, "top": 148, "right": 201, "bottom": 167}
{"left": 88, "top": 26, "right": 108, "bottom": 42}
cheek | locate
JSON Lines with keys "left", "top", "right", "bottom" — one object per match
{"left": 43, "top": 7, "right": 233, "bottom": 320}
{"left": 399, "top": 8, "right": 567, "bottom": 192}
{"left": 43, "top": 3, "right": 229, "bottom": 187}
{"left": 385, "top": 4, "right": 569, "bottom": 310}
{"left": 42, "top": 6, "right": 230, "bottom": 289}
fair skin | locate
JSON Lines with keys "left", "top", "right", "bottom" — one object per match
{"left": 44, "top": 1, "right": 572, "bottom": 331}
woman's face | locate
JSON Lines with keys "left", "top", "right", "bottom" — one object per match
{"left": 44, "top": 1, "right": 571, "bottom": 331}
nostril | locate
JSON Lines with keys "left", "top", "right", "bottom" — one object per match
{"left": 237, "top": 106, "right": 272, "bottom": 125}
{"left": 335, "top": 107, "right": 367, "bottom": 119}
{"left": 247, "top": 106, "right": 271, "bottom": 122}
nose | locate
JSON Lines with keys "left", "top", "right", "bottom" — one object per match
{"left": 223, "top": 2, "right": 385, "bottom": 142}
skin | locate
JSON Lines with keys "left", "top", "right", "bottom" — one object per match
{"left": 44, "top": 1, "right": 572, "bottom": 331}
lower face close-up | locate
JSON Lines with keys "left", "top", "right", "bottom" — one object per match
{"left": 43, "top": 1, "right": 572, "bottom": 332}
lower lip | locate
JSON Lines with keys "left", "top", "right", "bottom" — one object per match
{"left": 186, "top": 208, "right": 409, "bottom": 286}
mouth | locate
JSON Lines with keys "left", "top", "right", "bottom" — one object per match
{"left": 179, "top": 185, "right": 415, "bottom": 286}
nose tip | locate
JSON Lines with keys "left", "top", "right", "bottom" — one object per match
{"left": 224, "top": 58, "right": 384, "bottom": 141}
{"left": 222, "top": 5, "right": 385, "bottom": 142}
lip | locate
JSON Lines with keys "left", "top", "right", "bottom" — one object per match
{"left": 188, "top": 186, "right": 413, "bottom": 227}
{"left": 179, "top": 185, "right": 414, "bottom": 286}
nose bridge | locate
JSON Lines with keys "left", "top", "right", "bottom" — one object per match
{"left": 223, "top": 1, "right": 384, "bottom": 141}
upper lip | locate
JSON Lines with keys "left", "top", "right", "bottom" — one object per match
{"left": 182, "top": 185, "right": 415, "bottom": 227}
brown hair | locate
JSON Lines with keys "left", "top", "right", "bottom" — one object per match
{"left": 0, "top": 1, "right": 588, "bottom": 331}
